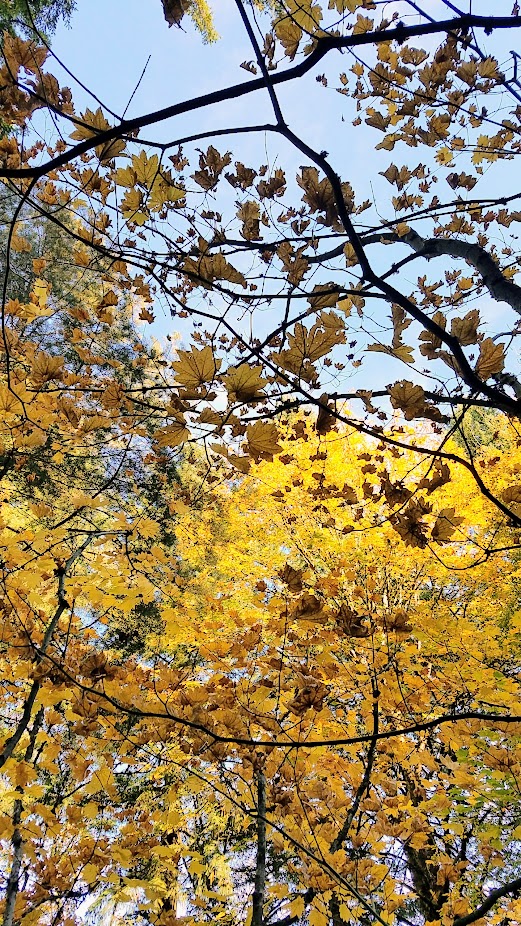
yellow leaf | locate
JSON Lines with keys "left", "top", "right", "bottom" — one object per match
{"left": 31, "top": 352, "right": 64, "bottom": 387}
{"left": 70, "top": 107, "right": 125, "bottom": 162}
{"left": 353, "top": 13, "right": 374, "bottom": 34}
{"left": 121, "top": 188, "right": 147, "bottom": 225}
{"left": 82, "top": 863, "right": 99, "bottom": 884}
{"left": 0, "top": 385, "right": 23, "bottom": 414}
{"left": 148, "top": 176, "right": 185, "bottom": 211}
{"left": 138, "top": 517, "right": 160, "bottom": 539}
{"left": 83, "top": 801, "right": 98, "bottom": 820}
{"left": 309, "top": 907, "right": 329, "bottom": 926}
{"left": 114, "top": 165, "right": 137, "bottom": 188}
{"left": 132, "top": 150, "right": 160, "bottom": 187}
{"left": 275, "top": 16, "right": 302, "bottom": 59}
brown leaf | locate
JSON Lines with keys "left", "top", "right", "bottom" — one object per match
{"left": 389, "top": 381, "right": 426, "bottom": 420}
{"left": 173, "top": 346, "right": 221, "bottom": 389}
{"left": 245, "top": 421, "right": 282, "bottom": 461}
{"left": 501, "top": 485, "right": 521, "bottom": 505}
{"left": 191, "top": 146, "right": 232, "bottom": 191}
{"left": 450, "top": 309, "right": 480, "bottom": 346}
{"left": 237, "top": 201, "right": 261, "bottom": 241}
{"left": 222, "top": 364, "right": 267, "bottom": 401}
{"left": 419, "top": 311, "right": 446, "bottom": 358}
{"left": 279, "top": 564, "right": 304, "bottom": 593}
{"left": 257, "top": 168, "right": 286, "bottom": 200}
{"left": 431, "top": 508, "right": 464, "bottom": 543}
{"left": 316, "top": 394, "right": 336, "bottom": 435}
{"left": 226, "top": 162, "right": 257, "bottom": 190}
{"left": 475, "top": 338, "right": 505, "bottom": 379}
{"left": 162, "top": 0, "right": 187, "bottom": 26}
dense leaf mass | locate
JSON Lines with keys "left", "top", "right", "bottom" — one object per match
{"left": 1, "top": 2, "right": 521, "bottom": 926}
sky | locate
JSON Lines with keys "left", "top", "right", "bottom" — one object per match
{"left": 44, "top": 0, "right": 521, "bottom": 393}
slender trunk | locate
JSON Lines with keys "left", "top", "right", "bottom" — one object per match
{"left": 2, "top": 708, "right": 44, "bottom": 926}
{"left": 252, "top": 768, "right": 267, "bottom": 926}
{"left": 2, "top": 800, "right": 23, "bottom": 926}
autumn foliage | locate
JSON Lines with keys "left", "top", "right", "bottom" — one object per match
{"left": 1, "top": 2, "right": 521, "bottom": 925}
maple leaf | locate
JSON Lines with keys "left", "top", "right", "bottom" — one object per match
{"left": 431, "top": 508, "right": 464, "bottom": 543}
{"left": 391, "top": 304, "right": 412, "bottom": 349}
{"left": 11, "top": 223, "right": 32, "bottom": 253}
{"left": 156, "top": 415, "right": 190, "bottom": 447}
{"left": 257, "top": 168, "right": 286, "bottom": 200}
{"left": 279, "top": 564, "right": 304, "bottom": 592}
{"left": 237, "top": 201, "right": 261, "bottom": 241}
{"left": 245, "top": 421, "right": 282, "bottom": 461}
{"left": 31, "top": 352, "right": 64, "bottom": 387}
{"left": 368, "top": 343, "right": 414, "bottom": 364}
{"left": 308, "top": 284, "right": 340, "bottom": 310}
{"left": 0, "top": 385, "right": 23, "bottom": 415}
{"left": 501, "top": 485, "right": 521, "bottom": 505}
{"left": 475, "top": 339, "right": 505, "bottom": 379}
{"left": 222, "top": 364, "right": 267, "bottom": 401}
{"left": 148, "top": 176, "right": 185, "bottom": 211}
{"left": 173, "top": 346, "right": 221, "bottom": 389}
{"left": 297, "top": 167, "right": 353, "bottom": 228}
{"left": 114, "top": 165, "right": 138, "bottom": 188}
{"left": 286, "top": 315, "right": 346, "bottom": 365}
{"left": 121, "top": 188, "right": 147, "bottom": 225}
{"left": 392, "top": 498, "right": 432, "bottom": 548}
{"left": 275, "top": 15, "right": 302, "bottom": 59}
{"left": 451, "top": 310, "right": 480, "bottom": 346}
{"left": 183, "top": 252, "right": 246, "bottom": 288}
{"left": 132, "top": 150, "right": 160, "bottom": 187}
{"left": 101, "top": 381, "right": 124, "bottom": 410}
{"left": 353, "top": 13, "right": 374, "bottom": 34}
{"left": 191, "top": 145, "right": 232, "bottom": 191}
{"left": 226, "top": 162, "right": 257, "bottom": 190}
{"left": 162, "top": 0, "right": 189, "bottom": 26}
{"left": 389, "top": 381, "right": 427, "bottom": 420}
{"left": 70, "top": 107, "right": 126, "bottom": 162}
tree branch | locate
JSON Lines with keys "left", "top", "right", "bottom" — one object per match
{"left": 385, "top": 229, "right": 521, "bottom": 316}
{"left": 252, "top": 768, "right": 267, "bottom": 926}
{"left": 330, "top": 683, "right": 379, "bottom": 853}
{"left": 2, "top": 707, "right": 44, "bottom": 926}
{"left": 454, "top": 876, "right": 521, "bottom": 926}
{"left": 1, "top": 16, "right": 521, "bottom": 180}
{"left": 0, "top": 540, "right": 90, "bottom": 770}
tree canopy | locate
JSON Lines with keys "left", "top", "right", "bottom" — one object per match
{"left": 1, "top": 2, "right": 521, "bottom": 926}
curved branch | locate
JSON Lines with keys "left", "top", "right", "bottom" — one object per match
{"left": 382, "top": 229, "right": 521, "bottom": 316}
{"left": 1, "top": 15, "right": 521, "bottom": 180}
{"left": 454, "top": 876, "right": 521, "bottom": 926}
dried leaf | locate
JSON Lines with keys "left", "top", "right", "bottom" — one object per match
{"left": 431, "top": 508, "right": 464, "bottom": 543}
{"left": 245, "top": 421, "right": 282, "bottom": 461}
{"left": 475, "top": 338, "right": 505, "bottom": 379}
{"left": 451, "top": 309, "right": 480, "bottom": 346}
{"left": 173, "top": 346, "right": 221, "bottom": 389}
{"left": 223, "top": 364, "right": 267, "bottom": 401}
